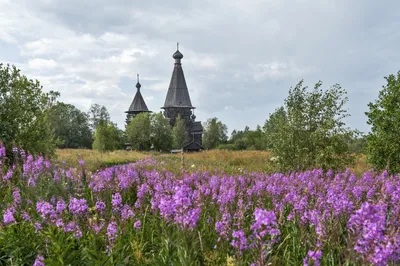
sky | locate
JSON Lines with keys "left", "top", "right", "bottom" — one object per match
{"left": 1, "top": 0, "right": 399, "bottom": 134}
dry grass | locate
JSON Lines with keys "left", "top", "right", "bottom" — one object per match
{"left": 55, "top": 149, "right": 372, "bottom": 175}
{"left": 175, "top": 150, "right": 275, "bottom": 173}
{"left": 351, "top": 153, "right": 372, "bottom": 175}
{"left": 55, "top": 149, "right": 153, "bottom": 171}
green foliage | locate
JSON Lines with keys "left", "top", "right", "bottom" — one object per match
{"left": 151, "top": 112, "right": 173, "bottom": 152}
{"left": 92, "top": 121, "right": 121, "bottom": 152}
{"left": 348, "top": 136, "right": 367, "bottom": 154}
{"left": 228, "top": 126, "right": 266, "bottom": 150}
{"left": 365, "top": 71, "right": 400, "bottom": 173}
{"left": 264, "top": 80, "right": 356, "bottom": 171}
{"left": 216, "top": 143, "right": 238, "bottom": 150}
{"left": 46, "top": 102, "right": 93, "bottom": 149}
{"left": 202, "top": 117, "right": 228, "bottom": 149}
{"left": 172, "top": 114, "right": 189, "bottom": 149}
{"left": 87, "top": 103, "right": 110, "bottom": 132}
{"left": 0, "top": 63, "right": 57, "bottom": 157}
{"left": 0, "top": 223, "right": 43, "bottom": 265}
{"left": 263, "top": 107, "right": 288, "bottom": 150}
{"left": 126, "top": 113, "right": 151, "bottom": 151}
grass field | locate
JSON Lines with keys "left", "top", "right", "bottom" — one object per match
{"left": 56, "top": 149, "right": 371, "bottom": 175}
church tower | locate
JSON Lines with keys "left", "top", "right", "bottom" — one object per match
{"left": 162, "top": 44, "right": 203, "bottom": 150}
{"left": 125, "top": 74, "right": 151, "bottom": 125}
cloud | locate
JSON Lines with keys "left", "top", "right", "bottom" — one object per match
{"left": 252, "top": 61, "right": 314, "bottom": 81}
{"left": 28, "top": 58, "right": 58, "bottom": 70}
{"left": 0, "top": 0, "right": 399, "bottom": 133}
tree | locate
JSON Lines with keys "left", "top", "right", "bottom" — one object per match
{"left": 88, "top": 103, "right": 110, "bottom": 132}
{"left": 151, "top": 113, "right": 173, "bottom": 152}
{"left": 224, "top": 125, "right": 266, "bottom": 150}
{"left": 172, "top": 114, "right": 189, "bottom": 149}
{"left": 92, "top": 121, "right": 121, "bottom": 152}
{"left": 264, "top": 80, "right": 356, "bottom": 171}
{"left": 263, "top": 107, "right": 288, "bottom": 150}
{"left": 125, "top": 113, "right": 151, "bottom": 151}
{"left": 46, "top": 102, "right": 93, "bottom": 148}
{"left": 365, "top": 71, "right": 400, "bottom": 173}
{"left": 203, "top": 118, "right": 228, "bottom": 149}
{"left": 244, "top": 125, "right": 266, "bottom": 150}
{"left": 0, "top": 64, "right": 57, "bottom": 157}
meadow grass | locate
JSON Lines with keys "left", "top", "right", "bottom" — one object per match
{"left": 55, "top": 149, "right": 153, "bottom": 171}
{"left": 56, "top": 149, "right": 371, "bottom": 175}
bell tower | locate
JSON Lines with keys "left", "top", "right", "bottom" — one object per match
{"left": 162, "top": 44, "right": 203, "bottom": 149}
{"left": 125, "top": 74, "right": 151, "bottom": 125}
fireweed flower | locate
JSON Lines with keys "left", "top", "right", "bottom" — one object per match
{"left": 107, "top": 221, "right": 118, "bottom": 244}
{"left": 36, "top": 201, "right": 54, "bottom": 219}
{"left": 231, "top": 230, "right": 248, "bottom": 252}
{"left": 3, "top": 207, "right": 16, "bottom": 225}
{"left": 347, "top": 202, "right": 393, "bottom": 265}
{"left": 215, "top": 212, "right": 232, "bottom": 239}
{"left": 0, "top": 144, "right": 6, "bottom": 157}
{"left": 112, "top": 193, "right": 123, "bottom": 212}
{"left": 250, "top": 208, "right": 280, "bottom": 246}
{"left": 22, "top": 211, "right": 31, "bottom": 222}
{"left": 137, "top": 183, "right": 149, "bottom": 199}
{"left": 68, "top": 198, "right": 88, "bottom": 216}
{"left": 90, "top": 221, "right": 105, "bottom": 234}
{"left": 33, "top": 255, "right": 45, "bottom": 266}
{"left": 34, "top": 222, "right": 43, "bottom": 232}
{"left": 134, "top": 220, "right": 141, "bottom": 230}
{"left": 55, "top": 219, "right": 64, "bottom": 228}
{"left": 64, "top": 221, "right": 82, "bottom": 239}
{"left": 13, "top": 189, "right": 21, "bottom": 206}
{"left": 121, "top": 204, "right": 134, "bottom": 221}
{"left": 303, "top": 250, "right": 322, "bottom": 266}
{"left": 56, "top": 200, "right": 66, "bottom": 214}
{"left": 95, "top": 201, "right": 106, "bottom": 213}
{"left": 3, "top": 169, "right": 13, "bottom": 181}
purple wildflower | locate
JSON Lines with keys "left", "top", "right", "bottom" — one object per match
{"left": 304, "top": 250, "right": 323, "bottom": 266}
{"left": 107, "top": 221, "right": 118, "bottom": 244}
{"left": 90, "top": 221, "right": 105, "bottom": 234}
{"left": 22, "top": 211, "right": 31, "bottom": 222}
{"left": 34, "top": 222, "right": 43, "bottom": 232}
{"left": 0, "top": 144, "right": 6, "bottom": 157}
{"left": 121, "top": 204, "right": 134, "bottom": 221}
{"left": 112, "top": 193, "right": 123, "bottom": 212}
{"left": 36, "top": 201, "right": 54, "bottom": 219}
{"left": 3, "top": 207, "right": 16, "bottom": 225}
{"left": 56, "top": 199, "right": 66, "bottom": 214}
{"left": 33, "top": 255, "right": 45, "bottom": 266}
{"left": 3, "top": 169, "right": 13, "bottom": 181}
{"left": 95, "top": 201, "right": 106, "bottom": 213}
{"left": 68, "top": 198, "right": 88, "bottom": 216}
{"left": 64, "top": 221, "right": 82, "bottom": 239}
{"left": 231, "top": 230, "right": 248, "bottom": 252}
{"left": 134, "top": 220, "right": 141, "bottom": 230}
{"left": 13, "top": 189, "right": 21, "bottom": 206}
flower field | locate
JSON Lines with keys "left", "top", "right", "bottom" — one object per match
{"left": 1, "top": 146, "right": 399, "bottom": 265}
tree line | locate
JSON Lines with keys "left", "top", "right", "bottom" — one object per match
{"left": 1, "top": 63, "right": 400, "bottom": 172}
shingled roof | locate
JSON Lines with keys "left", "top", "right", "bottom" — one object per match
{"left": 162, "top": 47, "right": 194, "bottom": 109}
{"left": 126, "top": 75, "right": 150, "bottom": 113}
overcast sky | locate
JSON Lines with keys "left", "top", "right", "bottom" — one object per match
{"left": 1, "top": 0, "right": 399, "bottom": 134}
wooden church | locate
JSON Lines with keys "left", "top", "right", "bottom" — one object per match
{"left": 125, "top": 44, "right": 203, "bottom": 152}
